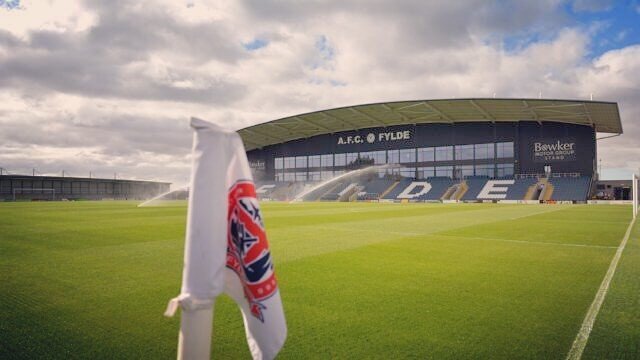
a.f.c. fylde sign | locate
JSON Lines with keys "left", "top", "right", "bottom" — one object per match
{"left": 337, "top": 130, "right": 411, "bottom": 145}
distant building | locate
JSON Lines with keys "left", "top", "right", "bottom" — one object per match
{"left": 0, "top": 175, "right": 170, "bottom": 201}
{"left": 594, "top": 180, "right": 633, "bottom": 200}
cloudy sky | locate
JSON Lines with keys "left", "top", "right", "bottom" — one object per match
{"left": 0, "top": 0, "right": 638, "bottom": 185}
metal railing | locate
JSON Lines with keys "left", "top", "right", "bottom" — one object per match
{"left": 515, "top": 172, "right": 581, "bottom": 179}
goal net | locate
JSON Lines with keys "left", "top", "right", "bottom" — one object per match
{"left": 12, "top": 188, "right": 55, "bottom": 201}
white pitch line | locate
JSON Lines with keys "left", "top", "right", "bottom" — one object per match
{"left": 507, "top": 205, "right": 570, "bottom": 220}
{"left": 565, "top": 216, "right": 637, "bottom": 360}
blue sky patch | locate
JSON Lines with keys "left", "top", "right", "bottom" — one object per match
{"left": 243, "top": 38, "right": 268, "bottom": 51}
{"left": 307, "top": 35, "right": 336, "bottom": 70}
{"left": 567, "top": 1, "right": 640, "bottom": 58}
{"left": 315, "top": 35, "right": 335, "bottom": 62}
{"left": 502, "top": 1, "right": 639, "bottom": 58}
{"left": 0, "top": 0, "right": 20, "bottom": 10}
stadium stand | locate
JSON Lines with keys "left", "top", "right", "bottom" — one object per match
{"left": 255, "top": 183, "right": 277, "bottom": 199}
{"left": 461, "top": 177, "right": 490, "bottom": 201}
{"left": 359, "top": 178, "right": 397, "bottom": 200}
{"left": 507, "top": 178, "right": 538, "bottom": 200}
{"left": 420, "top": 177, "right": 456, "bottom": 200}
{"left": 257, "top": 174, "right": 594, "bottom": 203}
{"left": 269, "top": 182, "right": 307, "bottom": 201}
{"left": 319, "top": 180, "right": 354, "bottom": 201}
{"left": 547, "top": 176, "right": 592, "bottom": 201}
{"left": 301, "top": 183, "right": 331, "bottom": 201}
{"left": 382, "top": 178, "right": 413, "bottom": 199}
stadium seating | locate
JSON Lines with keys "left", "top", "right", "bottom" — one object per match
{"left": 319, "top": 181, "right": 355, "bottom": 201}
{"left": 381, "top": 178, "right": 413, "bottom": 199}
{"left": 419, "top": 177, "right": 456, "bottom": 200}
{"left": 383, "top": 177, "right": 456, "bottom": 201}
{"left": 359, "top": 178, "right": 397, "bottom": 199}
{"left": 255, "top": 183, "right": 278, "bottom": 199}
{"left": 273, "top": 175, "right": 593, "bottom": 202}
{"left": 357, "top": 192, "right": 382, "bottom": 201}
{"left": 547, "top": 176, "right": 591, "bottom": 201}
{"left": 461, "top": 177, "right": 490, "bottom": 201}
{"left": 263, "top": 182, "right": 311, "bottom": 201}
{"left": 302, "top": 182, "right": 336, "bottom": 201}
{"left": 505, "top": 178, "right": 537, "bottom": 200}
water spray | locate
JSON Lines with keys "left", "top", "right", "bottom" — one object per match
{"left": 289, "top": 163, "right": 399, "bottom": 203}
{"left": 138, "top": 184, "right": 190, "bottom": 207}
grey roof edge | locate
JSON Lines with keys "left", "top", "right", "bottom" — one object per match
{"left": 0, "top": 174, "right": 172, "bottom": 184}
{"left": 238, "top": 98, "right": 622, "bottom": 151}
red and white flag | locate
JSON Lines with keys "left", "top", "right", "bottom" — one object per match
{"left": 165, "top": 118, "right": 286, "bottom": 360}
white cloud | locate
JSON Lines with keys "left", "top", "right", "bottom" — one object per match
{"left": 0, "top": 0, "right": 96, "bottom": 37}
{"left": 0, "top": 0, "right": 638, "bottom": 184}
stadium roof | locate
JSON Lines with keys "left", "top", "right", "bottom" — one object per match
{"left": 238, "top": 98, "right": 622, "bottom": 151}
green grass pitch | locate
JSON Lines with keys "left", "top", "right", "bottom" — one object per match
{"left": 1, "top": 201, "right": 638, "bottom": 359}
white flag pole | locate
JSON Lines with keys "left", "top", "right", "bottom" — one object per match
{"left": 178, "top": 307, "right": 214, "bottom": 360}
{"left": 165, "top": 118, "right": 231, "bottom": 359}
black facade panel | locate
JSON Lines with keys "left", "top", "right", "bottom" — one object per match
{"left": 495, "top": 122, "right": 518, "bottom": 141}
{"left": 517, "top": 122, "right": 595, "bottom": 175}
{"left": 452, "top": 123, "right": 494, "bottom": 145}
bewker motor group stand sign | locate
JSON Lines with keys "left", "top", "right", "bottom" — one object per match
{"left": 532, "top": 138, "right": 577, "bottom": 162}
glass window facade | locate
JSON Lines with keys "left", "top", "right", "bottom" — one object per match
{"left": 496, "top": 142, "right": 514, "bottom": 158}
{"left": 321, "top": 170, "right": 334, "bottom": 180}
{"left": 417, "top": 167, "right": 435, "bottom": 179}
{"left": 273, "top": 141, "right": 516, "bottom": 182}
{"left": 360, "top": 151, "right": 386, "bottom": 164}
{"left": 417, "top": 147, "right": 434, "bottom": 162}
{"left": 284, "top": 157, "right": 295, "bottom": 169}
{"left": 435, "top": 146, "right": 453, "bottom": 161}
{"left": 372, "top": 151, "right": 386, "bottom": 164}
{"left": 308, "top": 155, "right": 321, "bottom": 168}
{"left": 295, "top": 156, "right": 307, "bottom": 168}
{"left": 400, "top": 148, "right": 416, "bottom": 164}
{"left": 497, "top": 163, "right": 514, "bottom": 177}
{"left": 457, "top": 165, "right": 474, "bottom": 177}
{"left": 475, "top": 164, "right": 495, "bottom": 177}
{"left": 387, "top": 150, "right": 400, "bottom": 164}
{"left": 321, "top": 154, "right": 333, "bottom": 167}
{"left": 474, "top": 143, "right": 494, "bottom": 160}
{"left": 346, "top": 152, "right": 358, "bottom": 165}
{"left": 436, "top": 166, "right": 454, "bottom": 178}
{"left": 400, "top": 167, "right": 415, "bottom": 178}
{"left": 455, "top": 145, "right": 474, "bottom": 161}
{"left": 359, "top": 151, "right": 372, "bottom": 161}
{"left": 308, "top": 171, "right": 321, "bottom": 181}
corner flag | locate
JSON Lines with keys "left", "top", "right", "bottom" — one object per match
{"left": 165, "top": 118, "right": 287, "bottom": 360}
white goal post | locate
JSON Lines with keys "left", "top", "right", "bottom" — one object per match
{"left": 12, "top": 188, "right": 56, "bottom": 201}
{"left": 633, "top": 173, "right": 639, "bottom": 219}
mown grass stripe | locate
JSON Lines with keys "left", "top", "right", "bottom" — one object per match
{"left": 565, "top": 216, "right": 637, "bottom": 360}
